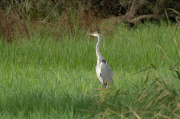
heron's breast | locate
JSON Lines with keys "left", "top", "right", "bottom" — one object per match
{"left": 96, "top": 66, "right": 103, "bottom": 84}
{"left": 97, "top": 57, "right": 103, "bottom": 66}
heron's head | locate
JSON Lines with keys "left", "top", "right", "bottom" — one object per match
{"left": 87, "top": 31, "right": 100, "bottom": 37}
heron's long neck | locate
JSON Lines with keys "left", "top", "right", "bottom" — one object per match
{"left": 96, "top": 35, "right": 102, "bottom": 58}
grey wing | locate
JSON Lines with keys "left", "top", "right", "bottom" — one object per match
{"left": 100, "top": 59, "right": 113, "bottom": 84}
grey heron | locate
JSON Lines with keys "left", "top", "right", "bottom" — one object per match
{"left": 87, "top": 31, "right": 113, "bottom": 88}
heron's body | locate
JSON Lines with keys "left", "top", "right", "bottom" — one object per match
{"left": 87, "top": 31, "right": 113, "bottom": 88}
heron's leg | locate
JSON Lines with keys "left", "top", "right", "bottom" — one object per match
{"left": 102, "top": 84, "right": 103, "bottom": 88}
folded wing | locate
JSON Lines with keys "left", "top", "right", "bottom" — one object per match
{"left": 100, "top": 59, "right": 113, "bottom": 84}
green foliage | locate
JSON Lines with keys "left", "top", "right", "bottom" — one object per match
{"left": 0, "top": 22, "right": 180, "bottom": 118}
{"left": 96, "top": 65, "right": 180, "bottom": 118}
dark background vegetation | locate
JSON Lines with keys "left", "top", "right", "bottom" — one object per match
{"left": 0, "top": 0, "right": 180, "bottom": 42}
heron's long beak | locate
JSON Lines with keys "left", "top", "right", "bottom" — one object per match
{"left": 87, "top": 32, "right": 93, "bottom": 35}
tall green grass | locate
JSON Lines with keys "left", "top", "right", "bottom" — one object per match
{"left": 0, "top": 22, "right": 180, "bottom": 118}
{"left": 1, "top": 22, "right": 180, "bottom": 71}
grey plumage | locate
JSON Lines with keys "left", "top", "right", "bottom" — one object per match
{"left": 87, "top": 31, "right": 113, "bottom": 88}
